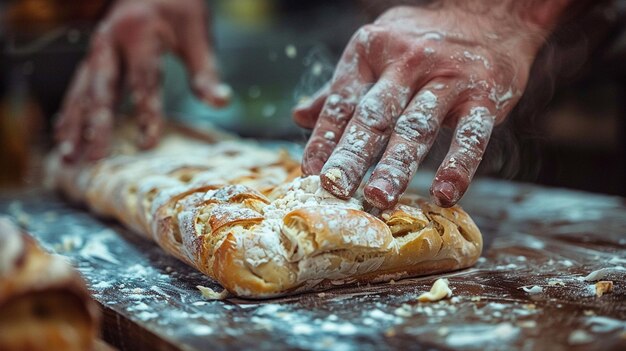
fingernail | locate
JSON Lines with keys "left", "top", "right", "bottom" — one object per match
{"left": 212, "top": 83, "right": 232, "bottom": 100}
{"left": 432, "top": 181, "right": 459, "bottom": 207}
{"left": 365, "top": 178, "right": 396, "bottom": 209}
{"left": 321, "top": 167, "right": 351, "bottom": 199}
{"left": 324, "top": 167, "right": 343, "bottom": 182}
{"left": 294, "top": 96, "right": 311, "bottom": 109}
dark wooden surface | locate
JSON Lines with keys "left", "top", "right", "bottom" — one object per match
{"left": 1, "top": 172, "right": 625, "bottom": 351}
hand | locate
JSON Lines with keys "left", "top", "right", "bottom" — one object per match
{"left": 55, "top": 0, "right": 230, "bottom": 163}
{"left": 294, "top": 2, "right": 569, "bottom": 208}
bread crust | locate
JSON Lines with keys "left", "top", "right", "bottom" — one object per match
{"left": 0, "top": 217, "right": 100, "bottom": 351}
{"left": 47, "top": 134, "right": 482, "bottom": 298}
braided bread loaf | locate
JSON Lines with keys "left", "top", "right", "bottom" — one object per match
{"left": 0, "top": 217, "right": 101, "bottom": 350}
{"left": 47, "top": 133, "right": 482, "bottom": 298}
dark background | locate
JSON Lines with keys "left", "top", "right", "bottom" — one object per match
{"left": 1, "top": 0, "right": 624, "bottom": 197}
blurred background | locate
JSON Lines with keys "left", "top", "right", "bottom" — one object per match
{"left": 0, "top": 0, "right": 625, "bottom": 197}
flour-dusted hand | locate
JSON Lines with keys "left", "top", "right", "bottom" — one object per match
{"left": 55, "top": 0, "right": 230, "bottom": 163}
{"left": 294, "top": 2, "right": 571, "bottom": 208}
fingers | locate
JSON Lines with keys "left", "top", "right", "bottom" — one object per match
{"left": 431, "top": 103, "right": 496, "bottom": 207}
{"left": 292, "top": 83, "right": 330, "bottom": 129}
{"left": 55, "top": 64, "right": 89, "bottom": 163}
{"left": 121, "top": 23, "right": 163, "bottom": 149}
{"left": 301, "top": 49, "right": 374, "bottom": 176}
{"left": 83, "top": 35, "right": 119, "bottom": 161}
{"left": 177, "top": 5, "right": 231, "bottom": 107}
{"left": 300, "top": 88, "right": 362, "bottom": 176}
{"left": 320, "top": 73, "right": 413, "bottom": 199}
{"left": 364, "top": 82, "right": 456, "bottom": 208}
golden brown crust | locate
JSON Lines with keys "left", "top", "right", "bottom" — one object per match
{"left": 211, "top": 231, "right": 289, "bottom": 296}
{"left": 0, "top": 217, "right": 101, "bottom": 351}
{"left": 283, "top": 207, "right": 394, "bottom": 258}
{"left": 47, "top": 134, "right": 483, "bottom": 298}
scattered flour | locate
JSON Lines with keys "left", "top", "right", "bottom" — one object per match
{"left": 568, "top": 330, "right": 593, "bottom": 345}
{"left": 521, "top": 286, "right": 543, "bottom": 295}
{"left": 79, "top": 235, "right": 120, "bottom": 264}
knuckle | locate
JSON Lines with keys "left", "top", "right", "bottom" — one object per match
{"left": 316, "top": 127, "right": 338, "bottom": 142}
{"left": 394, "top": 112, "right": 437, "bottom": 141}
{"left": 380, "top": 162, "right": 413, "bottom": 187}
{"left": 355, "top": 98, "right": 391, "bottom": 134}
{"left": 455, "top": 131, "right": 483, "bottom": 154}
{"left": 463, "top": 79, "right": 497, "bottom": 106}
{"left": 329, "top": 146, "right": 368, "bottom": 173}
{"left": 454, "top": 113, "right": 492, "bottom": 157}
{"left": 341, "top": 124, "right": 372, "bottom": 153}
{"left": 385, "top": 143, "right": 417, "bottom": 170}
{"left": 321, "top": 93, "right": 356, "bottom": 123}
{"left": 444, "top": 154, "right": 474, "bottom": 179}
{"left": 354, "top": 24, "right": 378, "bottom": 41}
{"left": 471, "top": 77, "right": 496, "bottom": 95}
{"left": 339, "top": 123, "right": 386, "bottom": 163}
{"left": 402, "top": 46, "right": 427, "bottom": 64}
{"left": 353, "top": 24, "right": 387, "bottom": 51}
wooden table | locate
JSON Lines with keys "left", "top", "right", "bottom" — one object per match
{"left": 1, "top": 173, "right": 625, "bottom": 351}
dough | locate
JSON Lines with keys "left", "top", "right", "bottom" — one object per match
{"left": 47, "top": 133, "right": 482, "bottom": 298}
{"left": 417, "top": 278, "right": 452, "bottom": 302}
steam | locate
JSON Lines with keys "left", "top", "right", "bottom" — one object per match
{"left": 293, "top": 45, "right": 335, "bottom": 105}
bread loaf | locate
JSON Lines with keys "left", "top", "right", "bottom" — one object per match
{"left": 47, "top": 134, "right": 482, "bottom": 298}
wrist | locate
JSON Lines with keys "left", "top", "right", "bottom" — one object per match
{"left": 439, "top": 0, "right": 572, "bottom": 31}
{"left": 511, "top": 0, "right": 573, "bottom": 31}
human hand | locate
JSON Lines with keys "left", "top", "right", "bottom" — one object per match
{"left": 294, "top": 2, "right": 569, "bottom": 208}
{"left": 55, "top": 0, "right": 230, "bottom": 162}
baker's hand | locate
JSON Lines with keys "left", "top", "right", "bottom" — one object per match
{"left": 56, "top": 0, "right": 230, "bottom": 163}
{"left": 294, "top": 2, "right": 567, "bottom": 208}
